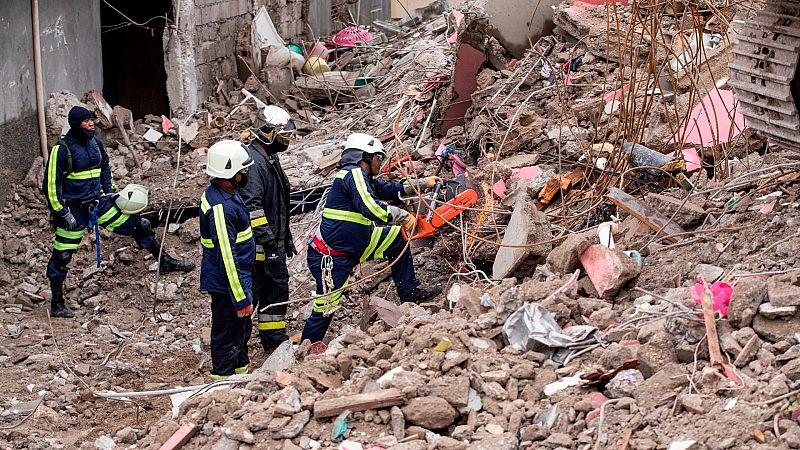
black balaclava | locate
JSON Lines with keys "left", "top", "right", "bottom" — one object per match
{"left": 67, "top": 106, "right": 95, "bottom": 140}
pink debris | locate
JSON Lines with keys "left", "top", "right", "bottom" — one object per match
{"left": 691, "top": 276, "right": 732, "bottom": 318}
{"left": 511, "top": 166, "right": 543, "bottom": 181}
{"left": 579, "top": 245, "right": 639, "bottom": 298}
{"left": 492, "top": 180, "right": 507, "bottom": 199}
{"left": 161, "top": 115, "right": 175, "bottom": 134}
{"left": 668, "top": 147, "right": 701, "bottom": 172}
{"left": 603, "top": 84, "right": 630, "bottom": 102}
{"left": 308, "top": 41, "right": 330, "bottom": 60}
{"left": 672, "top": 89, "right": 746, "bottom": 147}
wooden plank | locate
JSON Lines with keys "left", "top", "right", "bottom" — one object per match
{"left": 313, "top": 388, "right": 405, "bottom": 418}
{"left": 538, "top": 175, "right": 570, "bottom": 205}
{"left": 158, "top": 422, "right": 197, "bottom": 450}
{"left": 606, "top": 188, "right": 684, "bottom": 243}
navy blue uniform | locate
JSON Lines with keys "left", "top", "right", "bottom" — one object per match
{"left": 239, "top": 141, "right": 294, "bottom": 350}
{"left": 301, "top": 165, "right": 419, "bottom": 343}
{"left": 43, "top": 128, "right": 155, "bottom": 284}
{"left": 199, "top": 183, "right": 256, "bottom": 379}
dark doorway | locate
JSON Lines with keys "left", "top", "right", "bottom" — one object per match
{"left": 100, "top": 0, "right": 172, "bottom": 118}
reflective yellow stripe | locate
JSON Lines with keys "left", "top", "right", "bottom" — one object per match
{"left": 106, "top": 212, "right": 130, "bottom": 232}
{"left": 235, "top": 364, "right": 249, "bottom": 374}
{"left": 360, "top": 227, "right": 383, "bottom": 263}
{"left": 200, "top": 192, "right": 211, "bottom": 214}
{"left": 374, "top": 226, "right": 401, "bottom": 259}
{"left": 210, "top": 374, "right": 231, "bottom": 381}
{"left": 322, "top": 208, "right": 371, "bottom": 226}
{"left": 250, "top": 216, "right": 268, "bottom": 227}
{"left": 236, "top": 227, "right": 253, "bottom": 243}
{"left": 313, "top": 279, "right": 348, "bottom": 313}
{"left": 255, "top": 253, "right": 265, "bottom": 261}
{"left": 201, "top": 238, "right": 214, "bottom": 248}
{"left": 55, "top": 228, "right": 85, "bottom": 239}
{"left": 351, "top": 168, "right": 388, "bottom": 222}
{"left": 66, "top": 168, "right": 102, "bottom": 180}
{"left": 213, "top": 204, "right": 246, "bottom": 302}
{"left": 98, "top": 207, "right": 118, "bottom": 225}
{"left": 46, "top": 145, "right": 64, "bottom": 212}
{"left": 54, "top": 241, "right": 80, "bottom": 251}
{"left": 335, "top": 170, "right": 348, "bottom": 179}
{"left": 257, "top": 321, "right": 286, "bottom": 330}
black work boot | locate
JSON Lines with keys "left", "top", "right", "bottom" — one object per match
{"left": 400, "top": 284, "right": 443, "bottom": 304}
{"left": 147, "top": 242, "right": 196, "bottom": 273}
{"left": 50, "top": 280, "right": 74, "bottom": 318}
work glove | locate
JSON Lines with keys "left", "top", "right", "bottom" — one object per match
{"left": 403, "top": 176, "right": 443, "bottom": 194}
{"left": 402, "top": 214, "right": 417, "bottom": 235}
{"left": 62, "top": 210, "right": 80, "bottom": 231}
{"left": 236, "top": 303, "right": 253, "bottom": 318}
{"left": 387, "top": 205, "right": 409, "bottom": 223}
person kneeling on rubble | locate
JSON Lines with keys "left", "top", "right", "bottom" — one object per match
{"left": 239, "top": 105, "right": 296, "bottom": 352}
{"left": 43, "top": 106, "right": 195, "bottom": 318}
{"left": 199, "top": 140, "right": 256, "bottom": 380}
{"left": 301, "top": 132, "right": 443, "bottom": 343}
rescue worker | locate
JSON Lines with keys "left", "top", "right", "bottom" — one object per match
{"left": 43, "top": 106, "right": 195, "bottom": 318}
{"left": 239, "top": 105, "right": 296, "bottom": 351}
{"left": 199, "top": 140, "right": 256, "bottom": 380}
{"left": 301, "top": 133, "right": 443, "bottom": 343}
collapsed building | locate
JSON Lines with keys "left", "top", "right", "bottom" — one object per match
{"left": 2, "top": 0, "right": 800, "bottom": 449}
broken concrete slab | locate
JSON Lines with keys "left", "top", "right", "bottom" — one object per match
{"left": 608, "top": 188, "right": 684, "bottom": 243}
{"left": 645, "top": 193, "right": 707, "bottom": 228}
{"left": 546, "top": 231, "right": 594, "bottom": 275}
{"left": 579, "top": 245, "right": 640, "bottom": 298}
{"left": 753, "top": 314, "right": 800, "bottom": 343}
{"left": 492, "top": 196, "right": 553, "bottom": 280}
{"left": 758, "top": 303, "right": 797, "bottom": 319}
{"left": 475, "top": 0, "right": 559, "bottom": 58}
{"left": 728, "top": 278, "right": 767, "bottom": 328}
{"left": 767, "top": 273, "right": 800, "bottom": 307}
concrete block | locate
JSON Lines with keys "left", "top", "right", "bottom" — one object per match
{"left": 579, "top": 245, "right": 640, "bottom": 298}
{"left": 768, "top": 273, "right": 800, "bottom": 307}
{"left": 492, "top": 196, "right": 552, "bottom": 280}
{"left": 475, "top": 0, "right": 559, "bottom": 58}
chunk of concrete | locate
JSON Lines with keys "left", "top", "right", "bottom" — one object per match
{"left": 767, "top": 273, "right": 800, "bottom": 307}
{"left": 402, "top": 396, "right": 458, "bottom": 430}
{"left": 492, "top": 197, "right": 552, "bottom": 280}
{"left": 645, "top": 193, "right": 707, "bottom": 228}
{"left": 579, "top": 245, "right": 640, "bottom": 298}
{"left": 475, "top": 0, "right": 559, "bottom": 58}
{"left": 728, "top": 278, "right": 767, "bottom": 328}
{"left": 753, "top": 314, "right": 800, "bottom": 343}
{"left": 758, "top": 303, "right": 797, "bottom": 319}
{"left": 546, "top": 231, "right": 592, "bottom": 275}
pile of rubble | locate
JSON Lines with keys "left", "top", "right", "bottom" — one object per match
{"left": 136, "top": 247, "right": 800, "bottom": 449}
{"left": 3, "top": 0, "right": 800, "bottom": 449}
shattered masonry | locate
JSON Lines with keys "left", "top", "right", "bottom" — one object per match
{"left": 3, "top": 0, "right": 800, "bottom": 449}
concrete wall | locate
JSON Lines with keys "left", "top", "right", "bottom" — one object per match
{"left": 308, "top": 0, "right": 391, "bottom": 39}
{"left": 167, "top": 0, "right": 306, "bottom": 117}
{"left": 0, "top": 0, "right": 102, "bottom": 203}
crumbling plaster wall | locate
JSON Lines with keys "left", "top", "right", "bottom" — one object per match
{"left": 0, "top": 0, "right": 102, "bottom": 204}
{"left": 166, "top": 0, "right": 306, "bottom": 118}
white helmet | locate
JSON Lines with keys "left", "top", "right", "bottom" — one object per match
{"left": 253, "top": 105, "right": 296, "bottom": 147}
{"left": 205, "top": 140, "right": 253, "bottom": 179}
{"left": 344, "top": 133, "right": 384, "bottom": 157}
{"left": 115, "top": 184, "right": 149, "bottom": 214}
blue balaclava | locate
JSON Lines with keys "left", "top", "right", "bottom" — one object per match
{"left": 68, "top": 106, "right": 95, "bottom": 140}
